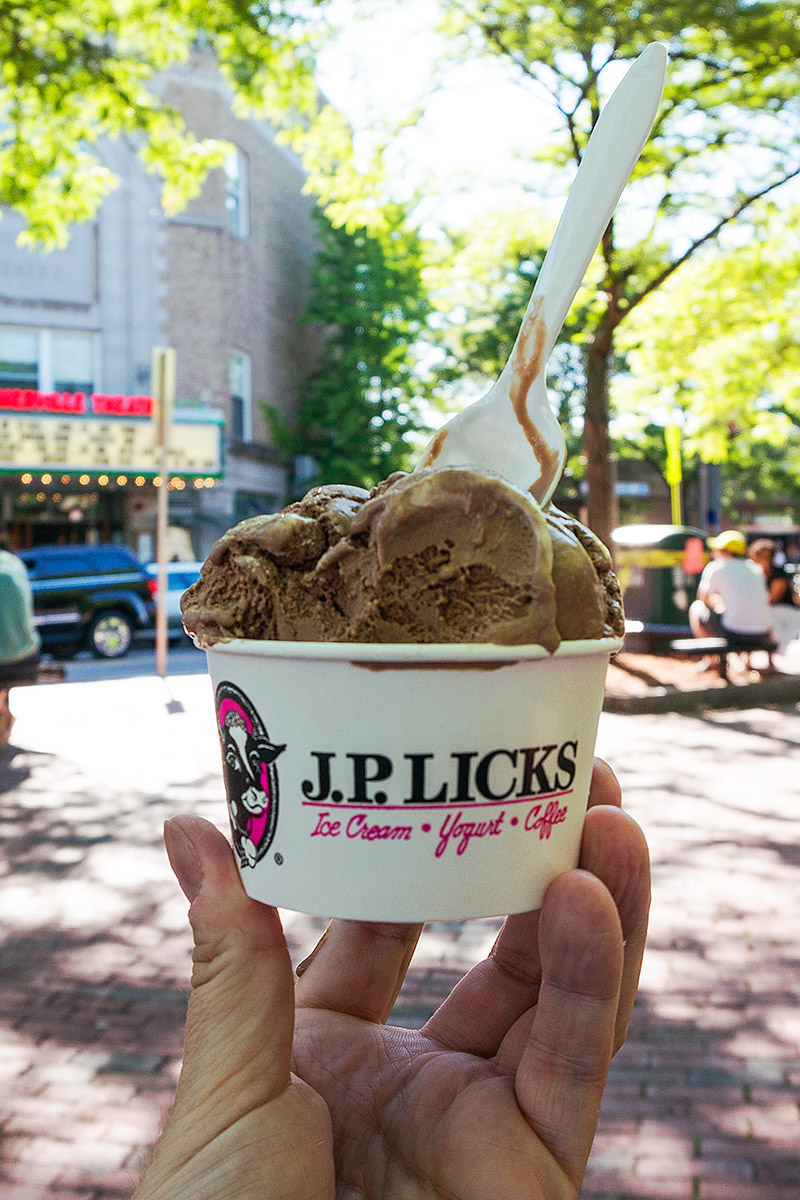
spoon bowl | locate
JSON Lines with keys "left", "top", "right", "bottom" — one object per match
{"left": 417, "top": 43, "right": 668, "bottom": 506}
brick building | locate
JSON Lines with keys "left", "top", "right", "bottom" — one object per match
{"left": 0, "top": 46, "right": 318, "bottom": 559}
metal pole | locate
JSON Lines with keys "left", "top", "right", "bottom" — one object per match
{"left": 698, "top": 461, "right": 722, "bottom": 534}
{"left": 152, "top": 348, "right": 176, "bottom": 683}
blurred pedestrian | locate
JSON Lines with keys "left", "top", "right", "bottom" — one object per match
{"left": 689, "top": 529, "right": 772, "bottom": 674}
{"left": 0, "top": 536, "right": 41, "bottom": 750}
{"left": 748, "top": 537, "right": 800, "bottom": 655}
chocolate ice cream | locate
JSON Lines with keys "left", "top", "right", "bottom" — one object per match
{"left": 182, "top": 466, "right": 623, "bottom": 651}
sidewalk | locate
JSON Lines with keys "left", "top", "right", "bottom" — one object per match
{"left": 1, "top": 668, "right": 799, "bottom": 1199}
{"left": 605, "top": 643, "right": 800, "bottom": 714}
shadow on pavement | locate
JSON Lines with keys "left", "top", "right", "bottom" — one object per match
{"left": 0, "top": 743, "right": 55, "bottom": 794}
{"left": 691, "top": 708, "right": 800, "bottom": 752}
{"left": 583, "top": 981, "right": 800, "bottom": 1198}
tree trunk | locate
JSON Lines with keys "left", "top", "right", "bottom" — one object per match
{"left": 583, "top": 330, "right": 618, "bottom": 554}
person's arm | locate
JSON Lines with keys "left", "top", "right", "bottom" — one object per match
{"left": 768, "top": 572, "right": 790, "bottom": 605}
{"left": 697, "top": 562, "right": 720, "bottom": 609}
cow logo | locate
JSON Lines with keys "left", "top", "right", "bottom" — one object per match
{"left": 215, "top": 682, "right": 285, "bottom": 869}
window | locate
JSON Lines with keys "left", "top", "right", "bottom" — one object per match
{"left": 224, "top": 146, "right": 250, "bottom": 238}
{"left": 0, "top": 327, "right": 96, "bottom": 392}
{"left": 52, "top": 331, "right": 94, "bottom": 393}
{"left": 0, "top": 328, "right": 38, "bottom": 389}
{"left": 93, "top": 548, "right": 138, "bottom": 572}
{"left": 229, "top": 350, "right": 252, "bottom": 442}
{"left": 234, "top": 490, "right": 278, "bottom": 522}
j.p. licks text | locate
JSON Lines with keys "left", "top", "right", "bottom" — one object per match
{"left": 301, "top": 740, "right": 578, "bottom": 806}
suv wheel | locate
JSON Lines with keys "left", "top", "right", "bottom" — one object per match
{"left": 89, "top": 610, "right": 134, "bottom": 659}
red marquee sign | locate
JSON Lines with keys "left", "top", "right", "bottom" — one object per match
{"left": 0, "top": 388, "right": 154, "bottom": 418}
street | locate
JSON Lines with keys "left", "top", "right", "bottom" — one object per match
{"left": 1, "top": 664, "right": 799, "bottom": 1198}
{"left": 44, "top": 640, "right": 205, "bottom": 684}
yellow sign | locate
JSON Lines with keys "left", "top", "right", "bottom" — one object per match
{"left": 0, "top": 412, "right": 222, "bottom": 477}
{"left": 615, "top": 547, "right": 688, "bottom": 568}
{"left": 615, "top": 546, "right": 711, "bottom": 581}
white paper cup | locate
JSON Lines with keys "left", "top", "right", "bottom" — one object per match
{"left": 206, "top": 636, "right": 621, "bottom": 921}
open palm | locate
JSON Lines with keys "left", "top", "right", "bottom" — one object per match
{"left": 134, "top": 762, "right": 649, "bottom": 1200}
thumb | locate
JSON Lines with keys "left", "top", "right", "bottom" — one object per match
{"left": 135, "top": 817, "right": 333, "bottom": 1200}
{"left": 163, "top": 815, "right": 296, "bottom": 1114}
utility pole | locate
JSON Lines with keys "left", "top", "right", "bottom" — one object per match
{"left": 152, "top": 347, "right": 176, "bottom": 684}
{"left": 698, "top": 461, "right": 722, "bottom": 534}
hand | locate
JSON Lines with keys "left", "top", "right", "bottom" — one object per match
{"left": 134, "top": 760, "right": 649, "bottom": 1200}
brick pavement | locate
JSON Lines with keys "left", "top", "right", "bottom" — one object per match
{"left": 1, "top": 668, "right": 799, "bottom": 1199}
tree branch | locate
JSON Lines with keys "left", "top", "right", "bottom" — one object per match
{"left": 622, "top": 163, "right": 800, "bottom": 322}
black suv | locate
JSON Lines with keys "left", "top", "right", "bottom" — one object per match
{"left": 18, "top": 544, "right": 156, "bottom": 659}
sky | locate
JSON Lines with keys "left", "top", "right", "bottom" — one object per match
{"left": 314, "top": 0, "right": 562, "bottom": 229}
{"left": 316, "top": 7, "right": 800, "bottom": 245}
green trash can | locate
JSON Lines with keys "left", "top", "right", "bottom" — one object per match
{"left": 611, "top": 524, "right": 709, "bottom": 652}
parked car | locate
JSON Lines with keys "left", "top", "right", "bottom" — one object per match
{"left": 145, "top": 561, "right": 203, "bottom": 639}
{"left": 18, "top": 544, "right": 155, "bottom": 660}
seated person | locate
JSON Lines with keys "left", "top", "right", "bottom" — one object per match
{"left": 688, "top": 529, "right": 772, "bottom": 674}
{"left": 0, "top": 538, "right": 41, "bottom": 750}
{"left": 748, "top": 537, "right": 800, "bottom": 655}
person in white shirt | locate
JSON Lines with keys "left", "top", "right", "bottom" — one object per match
{"left": 689, "top": 529, "right": 773, "bottom": 674}
{"left": 690, "top": 530, "right": 772, "bottom": 637}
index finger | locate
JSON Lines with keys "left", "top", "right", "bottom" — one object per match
{"left": 295, "top": 919, "right": 422, "bottom": 1024}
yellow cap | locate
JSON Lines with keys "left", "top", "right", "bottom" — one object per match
{"left": 708, "top": 530, "right": 746, "bottom": 556}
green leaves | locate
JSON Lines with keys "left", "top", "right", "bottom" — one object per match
{"left": 413, "top": 0, "right": 800, "bottom": 537}
{"left": 615, "top": 201, "right": 800, "bottom": 462}
{"left": 0, "top": 0, "right": 326, "bottom": 246}
{"left": 266, "top": 205, "right": 432, "bottom": 495}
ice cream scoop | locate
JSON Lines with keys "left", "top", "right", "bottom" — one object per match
{"left": 181, "top": 467, "right": 624, "bottom": 650}
{"left": 417, "top": 42, "right": 668, "bottom": 506}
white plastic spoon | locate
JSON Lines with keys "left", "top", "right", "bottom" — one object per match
{"left": 416, "top": 42, "right": 667, "bottom": 505}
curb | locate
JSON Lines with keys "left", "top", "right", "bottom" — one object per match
{"left": 604, "top": 673, "right": 800, "bottom": 715}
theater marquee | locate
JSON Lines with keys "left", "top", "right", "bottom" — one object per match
{"left": 0, "top": 389, "right": 223, "bottom": 477}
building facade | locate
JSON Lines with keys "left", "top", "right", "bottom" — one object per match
{"left": 0, "top": 47, "right": 317, "bottom": 560}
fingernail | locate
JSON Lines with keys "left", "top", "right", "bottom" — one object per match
{"left": 164, "top": 818, "right": 204, "bottom": 903}
{"left": 296, "top": 925, "right": 331, "bottom": 977}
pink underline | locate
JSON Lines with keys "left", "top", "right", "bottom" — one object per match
{"left": 301, "top": 790, "right": 574, "bottom": 812}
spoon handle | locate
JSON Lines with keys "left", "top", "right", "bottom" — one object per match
{"left": 505, "top": 42, "right": 667, "bottom": 372}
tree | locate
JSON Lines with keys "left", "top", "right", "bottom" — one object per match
{"left": 266, "top": 204, "right": 431, "bottom": 496}
{"left": 611, "top": 199, "right": 800, "bottom": 526}
{"left": 411, "top": 0, "right": 800, "bottom": 548}
{"left": 0, "top": 0, "right": 324, "bottom": 247}
{"left": 614, "top": 202, "right": 800, "bottom": 458}
{"left": 716, "top": 441, "right": 800, "bottom": 527}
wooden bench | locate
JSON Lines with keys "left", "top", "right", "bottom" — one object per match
{"left": 669, "top": 635, "right": 777, "bottom": 681}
